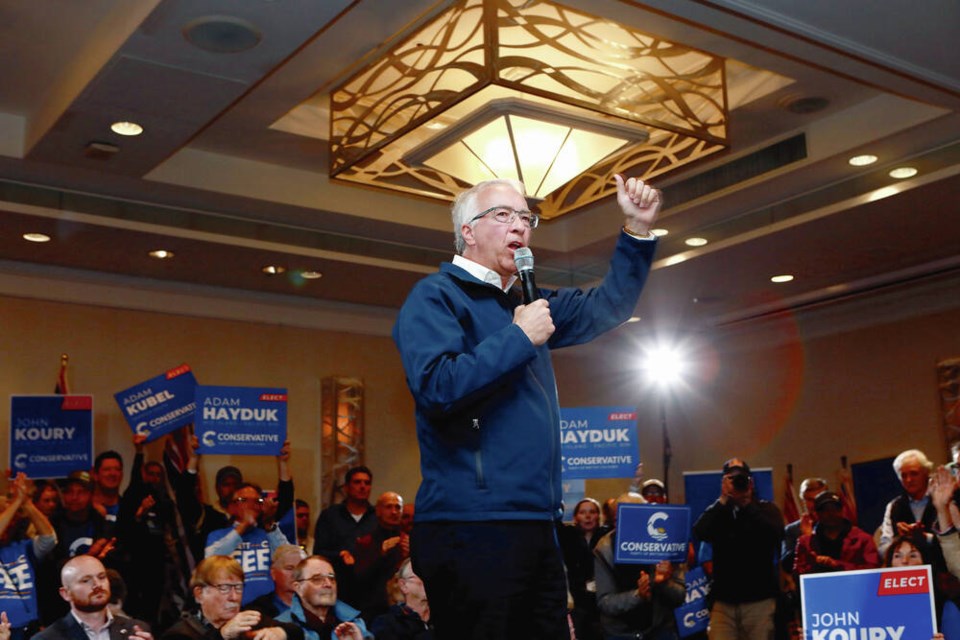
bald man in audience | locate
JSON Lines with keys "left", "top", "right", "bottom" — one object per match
{"left": 349, "top": 492, "right": 408, "bottom": 621}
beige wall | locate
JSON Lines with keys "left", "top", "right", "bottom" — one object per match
{"left": 0, "top": 294, "right": 419, "bottom": 514}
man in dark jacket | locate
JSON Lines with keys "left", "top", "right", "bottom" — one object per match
{"left": 311, "top": 467, "right": 376, "bottom": 572}
{"left": 393, "top": 175, "right": 662, "bottom": 639}
{"left": 33, "top": 556, "right": 151, "bottom": 640}
{"left": 693, "top": 458, "right": 783, "bottom": 640}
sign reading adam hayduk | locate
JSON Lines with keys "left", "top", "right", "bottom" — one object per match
{"left": 674, "top": 565, "right": 711, "bottom": 637}
{"left": 114, "top": 364, "right": 198, "bottom": 442}
{"left": 614, "top": 503, "right": 690, "bottom": 564}
{"left": 559, "top": 406, "right": 638, "bottom": 479}
{"left": 9, "top": 395, "right": 93, "bottom": 478}
{"left": 195, "top": 385, "right": 287, "bottom": 455}
{"left": 801, "top": 565, "right": 936, "bottom": 640}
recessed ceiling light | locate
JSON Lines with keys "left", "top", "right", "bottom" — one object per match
{"left": 625, "top": 316, "right": 641, "bottom": 323}
{"left": 664, "top": 254, "right": 687, "bottom": 266}
{"left": 111, "top": 121, "right": 143, "bottom": 136}
{"left": 771, "top": 274, "right": 794, "bottom": 283}
{"left": 262, "top": 265, "right": 286, "bottom": 275}
{"left": 848, "top": 154, "right": 878, "bottom": 167}
{"left": 23, "top": 232, "right": 51, "bottom": 243}
{"left": 888, "top": 166, "right": 918, "bottom": 179}
{"left": 300, "top": 270, "right": 323, "bottom": 280}
{"left": 148, "top": 249, "right": 174, "bottom": 259}
{"left": 684, "top": 237, "right": 708, "bottom": 247}
{"left": 651, "top": 228, "right": 669, "bottom": 237}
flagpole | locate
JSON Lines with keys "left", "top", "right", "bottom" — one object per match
{"left": 660, "top": 394, "right": 671, "bottom": 498}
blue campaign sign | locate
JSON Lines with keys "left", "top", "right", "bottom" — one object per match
{"left": 801, "top": 565, "right": 936, "bottom": 640}
{"left": 9, "top": 395, "right": 93, "bottom": 478}
{"left": 114, "top": 364, "right": 198, "bottom": 442}
{"left": 195, "top": 385, "right": 287, "bottom": 455}
{"left": 560, "top": 406, "right": 638, "bottom": 479}
{"left": 614, "top": 503, "right": 690, "bottom": 564}
{"left": 675, "top": 565, "right": 711, "bottom": 637}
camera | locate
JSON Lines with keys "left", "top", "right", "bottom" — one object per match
{"left": 730, "top": 473, "right": 750, "bottom": 492}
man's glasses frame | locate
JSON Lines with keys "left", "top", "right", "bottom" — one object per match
{"left": 206, "top": 582, "right": 244, "bottom": 594}
{"left": 469, "top": 206, "right": 539, "bottom": 229}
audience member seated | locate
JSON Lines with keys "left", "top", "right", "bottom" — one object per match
{"left": 879, "top": 449, "right": 936, "bottom": 556}
{"left": 0, "top": 472, "right": 57, "bottom": 640}
{"left": 206, "top": 484, "right": 291, "bottom": 606}
{"left": 348, "top": 492, "right": 408, "bottom": 622}
{"left": 594, "top": 492, "right": 685, "bottom": 639}
{"left": 557, "top": 497, "right": 609, "bottom": 640}
{"left": 248, "top": 545, "right": 307, "bottom": 617}
{"left": 276, "top": 555, "right": 371, "bottom": 640}
{"left": 162, "top": 556, "right": 302, "bottom": 640}
{"left": 794, "top": 491, "right": 879, "bottom": 575}
{"left": 311, "top": 467, "right": 376, "bottom": 574}
{"left": 370, "top": 559, "right": 432, "bottom": 640}
{"left": 33, "top": 556, "right": 152, "bottom": 640}
{"left": 693, "top": 458, "right": 783, "bottom": 640}
{"left": 91, "top": 451, "right": 126, "bottom": 528}
{"left": 294, "top": 501, "right": 313, "bottom": 554}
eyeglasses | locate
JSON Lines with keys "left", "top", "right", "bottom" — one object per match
{"left": 298, "top": 573, "right": 337, "bottom": 585}
{"left": 470, "top": 206, "right": 539, "bottom": 229}
{"left": 234, "top": 496, "right": 264, "bottom": 505}
{"left": 206, "top": 583, "right": 244, "bottom": 594}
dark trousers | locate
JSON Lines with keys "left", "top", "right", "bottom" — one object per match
{"left": 412, "top": 520, "right": 570, "bottom": 640}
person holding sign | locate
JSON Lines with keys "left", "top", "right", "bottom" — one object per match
{"left": 393, "top": 175, "right": 662, "bottom": 639}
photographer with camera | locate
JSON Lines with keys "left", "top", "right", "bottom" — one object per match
{"left": 692, "top": 458, "right": 784, "bottom": 640}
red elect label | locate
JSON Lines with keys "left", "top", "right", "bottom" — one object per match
{"left": 608, "top": 412, "right": 636, "bottom": 420}
{"left": 61, "top": 395, "right": 93, "bottom": 411}
{"left": 876, "top": 568, "right": 929, "bottom": 596}
{"left": 259, "top": 393, "right": 288, "bottom": 402}
{"left": 166, "top": 363, "right": 192, "bottom": 379}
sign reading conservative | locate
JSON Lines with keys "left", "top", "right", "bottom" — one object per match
{"left": 560, "top": 406, "right": 638, "bottom": 479}
{"left": 114, "top": 364, "right": 198, "bottom": 442}
{"left": 801, "top": 565, "right": 936, "bottom": 640}
{"left": 195, "top": 385, "right": 287, "bottom": 455}
{"left": 10, "top": 395, "right": 93, "bottom": 478}
{"left": 614, "top": 503, "right": 690, "bottom": 564}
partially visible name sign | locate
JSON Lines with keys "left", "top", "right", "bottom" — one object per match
{"left": 9, "top": 395, "right": 93, "bottom": 478}
{"left": 560, "top": 406, "right": 638, "bottom": 479}
{"left": 801, "top": 565, "right": 936, "bottom": 640}
{"left": 674, "top": 565, "right": 711, "bottom": 638}
{"left": 614, "top": 503, "right": 690, "bottom": 564}
{"left": 114, "top": 364, "right": 198, "bottom": 442}
{"left": 195, "top": 385, "right": 287, "bottom": 455}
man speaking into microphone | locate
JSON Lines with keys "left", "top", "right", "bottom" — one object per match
{"left": 392, "top": 175, "right": 661, "bottom": 639}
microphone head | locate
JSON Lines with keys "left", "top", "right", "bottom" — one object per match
{"left": 514, "top": 246, "right": 534, "bottom": 272}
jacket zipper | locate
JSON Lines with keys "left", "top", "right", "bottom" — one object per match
{"left": 472, "top": 418, "right": 486, "bottom": 488}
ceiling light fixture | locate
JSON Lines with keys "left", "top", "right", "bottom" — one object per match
{"left": 888, "top": 167, "right": 918, "bottom": 179}
{"left": 262, "top": 265, "right": 286, "bottom": 275}
{"left": 300, "top": 270, "right": 323, "bottom": 280}
{"left": 651, "top": 228, "right": 669, "bottom": 237}
{"left": 848, "top": 154, "right": 878, "bottom": 167}
{"left": 770, "top": 274, "right": 794, "bottom": 283}
{"left": 684, "top": 237, "right": 708, "bottom": 247}
{"left": 148, "top": 250, "right": 174, "bottom": 259}
{"left": 626, "top": 316, "right": 642, "bottom": 323}
{"left": 324, "top": 0, "right": 731, "bottom": 219}
{"left": 23, "top": 232, "right": 51, "bottom": 243}
{"left": 111, "top": 121, "right": 143, "bottom": 136}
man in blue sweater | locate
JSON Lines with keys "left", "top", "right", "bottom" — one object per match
{"left": 393, "top": 175, "right": 661, "bottom": 639}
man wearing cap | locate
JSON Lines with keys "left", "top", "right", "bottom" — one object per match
{"left": 692, "top": 458, "right": 783, "bottom": 640}
{"left": 794, "top": 491, "right": 879, "bottom": 575}
{"left": 52, "top": 471, "right": 115, "bottom": 561}
{"left": 640, "top": 479, "right": 668, "bottom": 504}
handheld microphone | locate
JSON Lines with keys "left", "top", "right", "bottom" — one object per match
{"left": 513, "top": 247, "right": 540, "bottom": 304}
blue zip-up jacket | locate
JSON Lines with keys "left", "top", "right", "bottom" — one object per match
{"left": 393, "top": 232, "right": 656, "bottom": 522}
{"left": 276, "top": 594, "right": 372, "bottom": 640}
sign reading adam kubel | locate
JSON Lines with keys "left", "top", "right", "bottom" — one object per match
{"left": 10, "top": 395, "right": 93, "bottom": 478}
{"left": 114, "top": 364, "right": 198, "bottom": 442}
{"left": 801, "top": 565, "right": 936, "bottom": 640}
{"left": 614, "top": 503, "right": 690, "bottom": 564}
{"left": 195, "top": 385, "right": 287, "bottom": 456}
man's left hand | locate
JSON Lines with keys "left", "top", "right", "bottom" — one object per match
{"left": 614, "top": 174, "right": 662, "bottom": 234}
{"left": 333, "top": 622, "right": 364, "bottom": 640}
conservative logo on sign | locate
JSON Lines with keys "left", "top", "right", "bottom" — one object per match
{"left": 614, "top": 503, "right": 690, "bottom": 564}
{"left": 674, "top": 565, "right": 711, "bottom": 638}
{"left": 560, "top": 406, "right": 638, "bottom": 479}
{"left": 9, "top": 395, "right": 93, "bottom": 478}
{"left": 195, "top": 385, "right": 287, "bottom": 455}
{"left": 801, "top": 565, "right": 936, "bottom": 640}
{"left": 114, "top": 364, "right": 198, "bottom": 442}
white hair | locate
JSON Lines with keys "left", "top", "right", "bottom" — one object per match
{"left": 450, "top": 178, "right": 526, "bottom": 255}
{"left": 892, "top": 449, "right": 933, "bottom": 476}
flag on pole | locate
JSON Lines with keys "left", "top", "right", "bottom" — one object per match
{"left": 55, "top": 353, "right": 70, "bottom": 394}
{"left": 164, "top": 425, "right": 193, "bottom": 475}
{"left": 783, "top": 463, "right": 801, "bottom": 523}
{"left": 837, "top": 456, "right": 858, "bottom": 525}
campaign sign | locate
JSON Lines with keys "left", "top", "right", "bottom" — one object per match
{"left": 675, "top": 565, "right": 711, "bottom": 637}
{"left": 195, "top": 386, "right": 287, "bottom": 455}
{"left": 614, "top": 503, "right": 690, "bottom": 564}
{"left": 9, "top": 395, "right": 93, "bottom": 478}
{"left": 114, "top": 364, "right": 198, "bottom": 442}
{"left": 560, "top": 406, "right": 638, "bottom": 479}
{"left": 801, "top": 565, "right": 936, "bottom": 640}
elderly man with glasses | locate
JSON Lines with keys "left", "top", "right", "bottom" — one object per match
{"left": 393, "top": 175, "right": 662, "bottom": 639}
{"left": 162, "top": 556, "right": 301, "bottom": 640}
{"left": 276, "top": 555, "right": 372, "bottom": 640}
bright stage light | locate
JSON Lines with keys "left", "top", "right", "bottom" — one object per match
{"left": 642, "top": 345, "right": 686, "bottom": 387}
